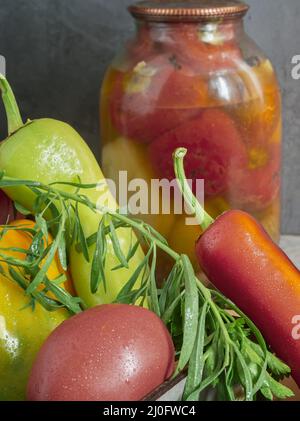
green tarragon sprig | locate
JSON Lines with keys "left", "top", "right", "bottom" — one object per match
{"left": 0, "top": 159, "right": 294, "bottom": 401}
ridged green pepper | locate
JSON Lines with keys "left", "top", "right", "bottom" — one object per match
{"left": 0, "top": 76, "right": 145, "bottom": 307}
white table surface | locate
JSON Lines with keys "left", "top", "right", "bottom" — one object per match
{"left": 280, "top": 236, "right": 300, "bottom": 269}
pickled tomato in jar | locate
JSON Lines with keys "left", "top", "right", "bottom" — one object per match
{"left": 100, "top": 1, "right": 282, "bottom": 272}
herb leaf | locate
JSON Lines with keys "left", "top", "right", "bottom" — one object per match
{"left": 175, "top": 255, "right": 199, "bottom": 375}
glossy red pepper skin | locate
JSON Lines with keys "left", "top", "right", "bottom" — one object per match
{"left": 196, "top": 210, "right": 300, "bottom": 386}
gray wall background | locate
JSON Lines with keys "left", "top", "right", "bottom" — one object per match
{"left": 0, "top": 0, "right": 299, "bottom": 234}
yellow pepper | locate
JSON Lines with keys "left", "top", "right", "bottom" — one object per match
{"left": 0, "top": 220, "right": 69, "bottom": 401}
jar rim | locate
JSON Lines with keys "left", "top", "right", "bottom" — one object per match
{"left": 129, "top": 0, "right": 249, "bottom": 22}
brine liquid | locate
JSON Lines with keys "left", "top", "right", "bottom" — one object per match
{"left": 101, "top": 60, "right": 282, "bottom": 274}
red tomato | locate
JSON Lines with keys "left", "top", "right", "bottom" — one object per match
{"left": 158, "top": 66, "right": 209, "bottom": 109}
{"left": 0, "top": 190, "right": 14, "bottom": 224}
{"left": 27, "top": 304, "right": 175, "bottom": 401}
{"left": 149, "top": 109, "right": 246, "bottom": 198}
{"left": 109, "top": 56, "right": 206, "bottom": 144}
{"left": 166, "top": 23, "right": 242, "bottom": 74}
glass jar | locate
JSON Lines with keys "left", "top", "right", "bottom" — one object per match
{"left": 100, "top": 0, "right": 282, "bottom": 271}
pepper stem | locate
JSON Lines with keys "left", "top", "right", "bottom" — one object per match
{"left": 0, "top": 74, "right": 23, "bottom": 135}
{"left": 173, "top": 147, "right": 214, "bottom": 232}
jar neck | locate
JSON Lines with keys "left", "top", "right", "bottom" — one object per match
{"left": 134, "top": 18, "right": 245, "bottom": 44}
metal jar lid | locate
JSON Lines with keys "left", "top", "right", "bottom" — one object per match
{"left": 129, "top": 0, "right": 249, "bottom": 22}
